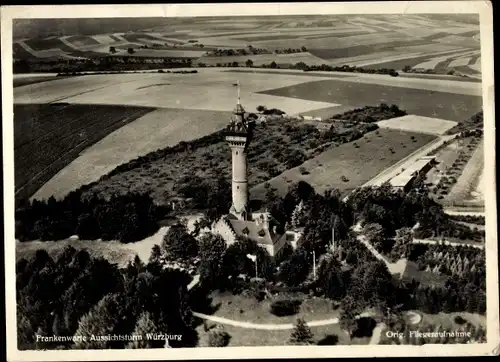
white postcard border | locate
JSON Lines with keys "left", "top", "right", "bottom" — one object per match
{"left": 2, "top": 2, "right": 498, "bottom": 360}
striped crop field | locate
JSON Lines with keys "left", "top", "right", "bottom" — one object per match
{"left": 14, "top": 103, "right": 155, "bottom": 201}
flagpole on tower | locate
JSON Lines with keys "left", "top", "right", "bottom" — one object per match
{"left": 237, "top": 80, "right": 241, "bottom": 104}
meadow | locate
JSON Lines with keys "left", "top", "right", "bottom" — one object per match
{"left": 259, "top": 78, "right": 482, "bottom": 121}
{"left": 14, "top": 103, "right": 155, "bottom": 202}
{"left": 77, "top": 116, "right": 376, "bottom": 205}
{"left": 250, "top": 128, "right": 437, "bottom": 199}
{"left": 194, "top": 292, "right": 356, "bottom": 346}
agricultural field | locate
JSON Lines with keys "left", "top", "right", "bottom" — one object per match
{"left": 13, "top": 75, "right": 64, "bottom": 88}
{"left": 13, "top": 15, "right": 481, "bottom": 77}
{"left": 376, "top": 115, "right": 458, "bottom": 135}
{"left": 444, "top": 141, "right": 484, "bottom": 206}
{"left": 14, "top": 103, "right": 155, "bottom": 202}
{"left": 425, "top": 136, "right": 484, "bottom": 208}
{"left": 250, "top": 128, "right": 437, "bottom": 200}
{"left": 200, "top": 52, "right": 328, "bottom": 66}
{"left": 31, "top": 107, "right": 232, "bottom": 201}
{"left": 259, "top": 78, "right": 482, "bottom": 121}
{"left": 14, "top": 70, "right": 336, "bottom": 114}
{"left": 14, "top": 67, "right": 483, "bottom": 202}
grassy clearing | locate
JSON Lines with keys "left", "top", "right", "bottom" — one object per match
{"left": 208, "top": 292, "right": 339, "bottom": 325}
{"left": 259, "top": 78, "right": 482, "bottom": 121}
{"left": 14, "top": 103, "right": 155, "bottom": 202}
{"left": 16, "top": 226, "right": 168, "bottom": 268}
{"left": 195, "top": 292, "right": 357, "bottom": 346}
{"left": 251, "top": 128, "right": 436, "bottom": 199}
{"left": 196, "top": 323, "right": 353, "bottom": 346}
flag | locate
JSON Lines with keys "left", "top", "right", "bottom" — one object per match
{"left": 246, "top": 254, "right": 256, "bottom": 262}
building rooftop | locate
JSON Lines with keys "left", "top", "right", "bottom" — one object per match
{"left": 389, "top": 156, "right": 436, "bottom": 187}
{"left": 227, "top": 218, "right": 279, "bottom": 246}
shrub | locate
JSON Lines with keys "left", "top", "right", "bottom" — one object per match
{"left": 454, "top": 316, "right": 468, "bottom": 325}
{"left": 270, "top": 299, "right": 302, "bottom": 317}
{"left": 208, "top": 325, "right": 230, "bottom": 347}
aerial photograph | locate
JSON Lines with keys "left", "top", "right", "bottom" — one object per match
{"left": 11, "top": 13, "right": 486, "bottom": 350}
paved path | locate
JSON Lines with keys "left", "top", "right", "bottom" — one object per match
{"left": 187, "top": 274, "right": 200, "bottom": 291}
{"left": 369, "top": 323, "right": 386, "bottom": 345}
{"left": 192, "top": 311, "right": 340, "bottom": 330}
{"left": 444, "top": 209, "right": 485, "bottom": 217}
{"left": 356, "top": 234, "right": 407, "bottom": 276}
{"left": 413, "top": 238, "right": 484, "bottom": 249}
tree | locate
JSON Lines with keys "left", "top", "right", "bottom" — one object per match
{"left": 270, "top": 61, "right": 278, "bottom": 69}
{"left": 198, "top": 233, "right": 227, "bottom": 288}
{"left": 289, "top": 318, "right": 314, "bottom": 345}
{"left": 128, "top": 312, "right": 165, "bottom": 348}
{"left": 245, "top": 59, "right": 254, "bottom": 67}
{"left": 317, "top": 253, "right": 346, "bottom": 299}
{"left": 73, "top": 294, "right": 123, "bottom": 349}
{"left": 109, "top": 46, "right": 116, "bottom": 53}
{"left": 148, "top": 244, "right": 162, "bottom": 265}
{"left": 17, "top": 311, "right": 35, "bottom": 349}
{"left": 162, "top": 224, "right": 198, "bottom": 260}
{"left": 208, "top": 325, "right": 230, "bottom": 347}
{"left": 402, "top": 65, "right": 412, "bottom": 73}
{"left": 278, "top": 248, "right": 310, "bottom": 286}
{"left": 363, "top": 223, "right": 386, "bottom": 250}
{"left": 256, "top": 105, "right": 267, "bottom": 113}
{"left": 127, "top": 47, "right": 135, "bottom": 54}
{"left": 391, "top": 227, "right": 413, "bottom": 259}
{"left": 339, "top": 295, "right": 363, "bottom": 338}
{"left": 301, "top": 46, "right": 307, "bottom": 52}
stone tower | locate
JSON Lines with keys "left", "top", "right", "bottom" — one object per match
{"left": 225, "top": 82, "right": 254, "bottom": 221}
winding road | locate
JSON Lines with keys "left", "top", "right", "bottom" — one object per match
{"left": 192, "top": 311, "right": 340, "bottom": 330}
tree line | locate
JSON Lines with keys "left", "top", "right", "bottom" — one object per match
{"left": 15, "top": 192, "right": 162, "bottom": 243}
{"left": 17, "top": 247, "right": 197, "bottom": 350}
{"left": 13, "top": 57, "right": 193, "bottom": 73}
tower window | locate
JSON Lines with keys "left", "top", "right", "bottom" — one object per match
{"left": 236, "top": 151, "right": 238, "bottom": 155}
{"left": 237, "top": 186, "right": 239, "bottom": 189}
